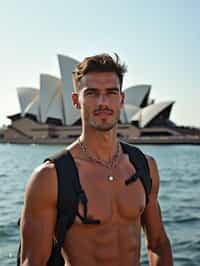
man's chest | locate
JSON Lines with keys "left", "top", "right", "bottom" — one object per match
{"left": 74, "top": 159, "right": 146, "bottom": 224}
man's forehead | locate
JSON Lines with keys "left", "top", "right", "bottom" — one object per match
{"left": 80, "top": 72, "right": 120, "bottom": 87}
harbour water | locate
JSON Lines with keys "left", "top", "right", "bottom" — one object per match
{"left": 0, "top": 143, "right": 200, "bottom": 265}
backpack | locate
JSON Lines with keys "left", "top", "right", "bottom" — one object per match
{"left": 17, "top": 141, "right": 152, "bottom": 265}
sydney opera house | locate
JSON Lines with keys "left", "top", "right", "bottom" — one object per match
{"left": 3, "top": 54, "right": 199, "bottom": 144}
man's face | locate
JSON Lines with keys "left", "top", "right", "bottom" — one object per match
{"left": 73, "top": 72, "right": 124, "bottom": 132}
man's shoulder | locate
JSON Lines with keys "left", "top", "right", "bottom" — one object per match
{"left": 121, "top": 141, "right": 154, "bottom": 164}
{"left": 145, "top": 154, "right": 156, "bottom": 167}
{"left": 144, "top": 154, "right": 158, "bottom": 173}
{"left": 24, "top": 161, "right": 57, "bottom": 204}
{"left": 34, "top": 161, "right": 57, "bottom": 183}
{"left": 44, "top": 142, "right": 79, "bottom": 162}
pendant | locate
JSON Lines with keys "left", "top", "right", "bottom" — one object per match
{"left": 108, "top": 176, "right": 114, "bottom": 182}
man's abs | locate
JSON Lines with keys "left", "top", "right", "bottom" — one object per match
{"left": 63, "top": 221, "right": 141, "bottom": 266}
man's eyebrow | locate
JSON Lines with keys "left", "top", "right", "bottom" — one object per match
{"left": 84, "top": 87, "right": 98, "bottom": 92}
{"left": 83, "top": 87, "right": 120, "bottom": 92}
{"left": 106, "top": 87, "right": 120, "bottom": 91}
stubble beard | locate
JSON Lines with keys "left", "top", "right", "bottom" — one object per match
{"left": 83, "top": 109, "right": 120, "bottom": 132}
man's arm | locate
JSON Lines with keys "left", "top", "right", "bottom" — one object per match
{"left": 20, "top": 162, "right": 57, "bottom": 266}
{"left": 141, "top": 156, "right": 173, "bottom": 266}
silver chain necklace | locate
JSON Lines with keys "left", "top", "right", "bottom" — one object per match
{"left": 78, "top": 138, "right": 121, "bottom": 182}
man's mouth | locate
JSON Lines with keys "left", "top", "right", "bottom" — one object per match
{"left": 94, "top": 110, "right": 113, "bottom": 116}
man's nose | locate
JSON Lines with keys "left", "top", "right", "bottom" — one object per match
{"left": 97, "top": 94, "right": 109, "bottom": 106}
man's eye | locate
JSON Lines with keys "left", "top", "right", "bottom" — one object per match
{"left": 108, "top": 91, "right": 118, "bottom": 95}
{"left": 86, "top": 91, "right": 98, "bottom": 96}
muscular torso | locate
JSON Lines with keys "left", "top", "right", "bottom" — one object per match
{"left": 62, "top": 150, "right": 146, "bottom": 266}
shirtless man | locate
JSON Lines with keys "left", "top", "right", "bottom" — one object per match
{"left": 20, "top": 53, "right": 173, "bottom": 265}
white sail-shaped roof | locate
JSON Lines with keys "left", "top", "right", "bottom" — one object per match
{"left": 131, "top": 101, "right": 174, "bottom": 128}
{"left": 17, "top": 87, "right": 39, "bottom": 114}
{"left": 23, "top": 91, "right": 40, "bottom": 121}
{"left": 40, "top": 74, "right": 64, "bottom": 124}
{"left": 123, "top": 85, "right": 151, "bottom": 107}
{"left": 120, "top": 104, "right": 140, "bottom": 123}
{"left": 58, "top": 54, "right": 80, "bottom": 125}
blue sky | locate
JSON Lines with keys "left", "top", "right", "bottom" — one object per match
{"left": 0, "top": 0, "right": 200, "bottom": 127}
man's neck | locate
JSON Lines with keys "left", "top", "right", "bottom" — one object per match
{"left": 79, "top": 128, "right": 119, "bottom": 162}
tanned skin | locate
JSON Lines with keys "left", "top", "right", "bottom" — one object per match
{"left": 20, "top": 72, "right": 173, "bottom": 265}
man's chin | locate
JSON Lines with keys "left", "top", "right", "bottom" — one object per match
{"left": 90, "top": 122, "right": 117, "bottom": 132}
{"left": 93, "top": 126, "right": 113, "bottom": 132}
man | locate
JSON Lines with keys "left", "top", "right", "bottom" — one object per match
{"left": 20, "top": 53, "right": 173, "bottom": 265}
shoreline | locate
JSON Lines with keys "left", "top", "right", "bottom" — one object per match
{"left": 1, "top": 136, "right": 200, "bottom": 145}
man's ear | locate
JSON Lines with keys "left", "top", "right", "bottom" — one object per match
{"left": 72, "top": 92, "right": 81, "bottom": 109}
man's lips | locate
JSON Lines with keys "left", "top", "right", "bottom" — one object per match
{"left": 94, "top": 110, "right": 113, "bottom": 116}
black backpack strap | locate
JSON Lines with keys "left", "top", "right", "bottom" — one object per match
{"left": 120, "top": 141, "right": 152, "bottom": 205}
{"left": 45, "top": 149, "right": 100, "bottom": 242}
{"left": 44, "top": 149, "right": 81, "bottom": 246}
{"left": 52, "top": 151, "right": 100, "bottom": 226}
{"left": 44, "top": 149, "right": 81, "bottom": 265}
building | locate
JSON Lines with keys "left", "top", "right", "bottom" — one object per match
{"left": 3, "top": 53, "right": 194, "bottom": 144}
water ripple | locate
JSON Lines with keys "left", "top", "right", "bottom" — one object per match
{"left": 1, "top": 144, "right": 200, "bottom": 266}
